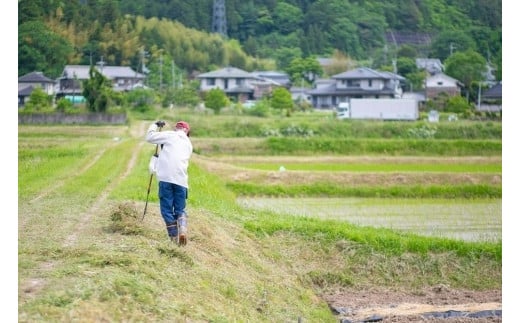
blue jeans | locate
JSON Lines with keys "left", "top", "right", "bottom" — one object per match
{"left": 158, "top": 181, "right": 188, "bottom": 237}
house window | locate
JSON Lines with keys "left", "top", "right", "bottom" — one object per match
{"left": 437, "top": 81, "right": 443, "bottom": 86}
{"left": 207, "top": 78, "right": 215, "bottom": 86}
{"left": 368, "top": 80, "right": 372, "bottom": 87}
{"left": 347, "top": 80, "right": 361, "bottom": 87}
{"left": 236, "top": 78, "right": 244, "bottom": 86}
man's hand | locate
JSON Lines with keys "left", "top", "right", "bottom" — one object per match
{"left": 155, "top": 121, "right": 166, "bottom": 128}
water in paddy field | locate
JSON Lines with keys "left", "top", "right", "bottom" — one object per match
{"left": 237, "top": 197, "right": 502, "bottom": 242}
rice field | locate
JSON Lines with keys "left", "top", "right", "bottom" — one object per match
{"left": 237, "top": 197, "right": 502, "bottom": 242}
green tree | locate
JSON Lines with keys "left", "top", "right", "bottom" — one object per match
{"left": 286, "top": 56, "right": 323, "bottom": 84}
{"left": 397, "top": 45, "right": 418, "bottom": 59}
{"left": 272, "top": 2, "right": 303, "bottom": 35}
{"left": 163, "top": 87, "right": 200, "bottom": 108}
{"left": 322, "top": 50, "right": 356, "bottom": 77}
{"left": 272, "top": 47, "right": 302, "bottom": 71}
{"left": 270, "top": 87, "right": 294, "bottom": 116}
{"left": 406, "top": 70, "right": 427, "bottom": 92}
{"left": 444, "top": 50, "right": 487, "bottom": 101}
{"left": 125, "top": 88, "right": 155, "bottom": 112}
{"left": 82, "top": 66, "right": 114, "bottom": 112}
{"left": 397, "top": 57, "right": 423, "bottom": 92}
{"left": 445, "top": 95, "right": 471, "bottom": 114}
{"left": 329, "top": 18, "right": 363, "bottom": 58}
{"left": 396, "top": 57, "right": 417, "bottom": 76}
{"left": 430, "top": 30, "right": 476, "bottom": 61}
{"left": 23, "top": 87, "right": 53, "bottom": 112}
{"left": 204, "top": 88, "right": 228, "bottom": 114}
{"left": 18, "top": 20, "right": 74, "bottom": 78}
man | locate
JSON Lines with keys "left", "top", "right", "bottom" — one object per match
{"left": 146, "top": 120, "right": 193, "bottom": 245}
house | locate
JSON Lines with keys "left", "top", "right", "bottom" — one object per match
{"left": 250, "top": 71, "right": 291, "bottom": 88}
{"left": 416, "top": 58, "right": 444, "bottom": 75}
{"left": 425, "top": 72, "right": 463, "bottom": 99}
{"left": 56, "top": 64, "right": 145, "bottom": 100}
{"left": 196, "top": 67, "right": 286, "bottom": 102}
{"left": 18, "top": 71, "right": 56, "bottom": 106}
{"left": 307, "top": 67, "right": 405, "bottom": 109}
{"left": 289, "top": 86, "right": 311, "bottom": 103}
{"left": 478, "top": 82, "right": 502, "bottom": 112}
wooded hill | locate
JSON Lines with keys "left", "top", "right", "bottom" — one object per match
{"left": 19, "top": 0, "right": 501, "bottom": 83}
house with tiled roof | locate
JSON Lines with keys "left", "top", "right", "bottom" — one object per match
{"left": 18, "top": 71, "right": 56, "bottom": 106}
{"left": 56, "top": 64, "right": 145, "bottom": 99}
{"left": 425, "top": 72, "right": 463, "bottom": 99}
{"left": 416, "top": 58, "right": 444, "bottom": 75}
{"left": 478, "top": 82, "right": 502, "bottom": 112}
{"left": 196, "top": 66, "right": 286, "bottom": 102}
{"left": 307, "top": 67, "right": 405, "bottom": 109}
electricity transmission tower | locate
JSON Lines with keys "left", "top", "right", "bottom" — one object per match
{"left": 211, "top": 0, "right": 227, "bottom": 37}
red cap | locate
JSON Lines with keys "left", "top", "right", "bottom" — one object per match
{"left": 175, "top": 121, "right": 190, "bottom": 135}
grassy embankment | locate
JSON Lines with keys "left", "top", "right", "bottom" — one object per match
{"left": 18, "top": 111, "right": 501, "bottom": 322}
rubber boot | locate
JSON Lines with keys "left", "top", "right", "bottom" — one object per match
{"left": 177, "top": 214, "right": 188, "bottom": 246}
{"left": 166, "top": 221, "right": 178, "bottom": 242}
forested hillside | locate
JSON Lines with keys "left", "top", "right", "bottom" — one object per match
{"left": 18, "top": 0, "right": 501, "bottom": 84}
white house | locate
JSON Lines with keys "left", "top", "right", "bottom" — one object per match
{"left": 18, "top": 71, "right": 57, "bottom": 106}
{"left": 196, "top": 66, "right": 287, "bottom": 102}
{"left": 56, "top": 64, "right": 146, "bottom": 99}
{"left": 307, "top": 67, "right": 405, "bottom": 109}
{"left": 425, "top": 72, "right": 462, "bottom": 99}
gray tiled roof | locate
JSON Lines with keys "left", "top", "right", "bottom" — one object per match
{"left": 18, "top": 85, "right": 35, "bottom": 96}
{"left": 196, "top": 67, "right": 253, "bottom": 78}
{"left": 332, "top": 67, "right": 400, "bottom": 80}
{"left": 380, "top": 71, "right": 406, "bottom": 81}
{"left": 416, "top": 58, "right": 444, "bottom": 74}
{"left": 19, "top": 71, "right": 55, "bottom": 83}
{"left": 250, "top": 71, "right": 290, "bottom": 86}
{"left": 307, "top": 83, "right": 395, "bottom": 96}
{"left": 482, "top": 82, "right": 502, "bottom": 99}
{"left": 60, "top": 65, "right": 145, "bottom": 80}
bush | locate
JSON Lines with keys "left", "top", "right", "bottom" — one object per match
{"left": 55, "top": 97, "right": 74, "bottom": 113}
{"left": 23, "top": 87, "right": 53, "bottom": 112}
{"left": 445, "top": 96, "right": 471, "bottom": 114}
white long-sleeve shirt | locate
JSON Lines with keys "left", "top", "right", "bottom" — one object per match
{"left": 145, "top": 123, "right": 193, "bottom": 188}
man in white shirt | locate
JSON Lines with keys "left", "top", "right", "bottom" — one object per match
{"left": 146, "top": 120, "right": 193, "bottom": 245}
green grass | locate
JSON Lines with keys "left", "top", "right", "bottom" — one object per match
{"left": 228, "top": 182, "right": 502, "bottom": 198}
{"left": 18, "top": 117, "right": 502, "bottom": 322}
{"left": 236, "top": 162, "right": 501, "bottom": 173}
{"left": 237, "top": 197, "right": 502, "bottom": 242}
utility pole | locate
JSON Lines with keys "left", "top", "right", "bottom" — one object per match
{"left": 159, "top": 54, "right": 163, "bottom": 91}
{"left": 172, "top": 59, "right": 176, "bottom": 89}
{"left": 97, "top": 56, "right": 105, "bottom": 74}
{"left": 478, "top": 82, "right": 481, "bottom": 109}
{"left": 140, "top": 48, "right": 149, "bottom": 86}
{"left": 449, "top": 43, "right": 456, "bottom": 56}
